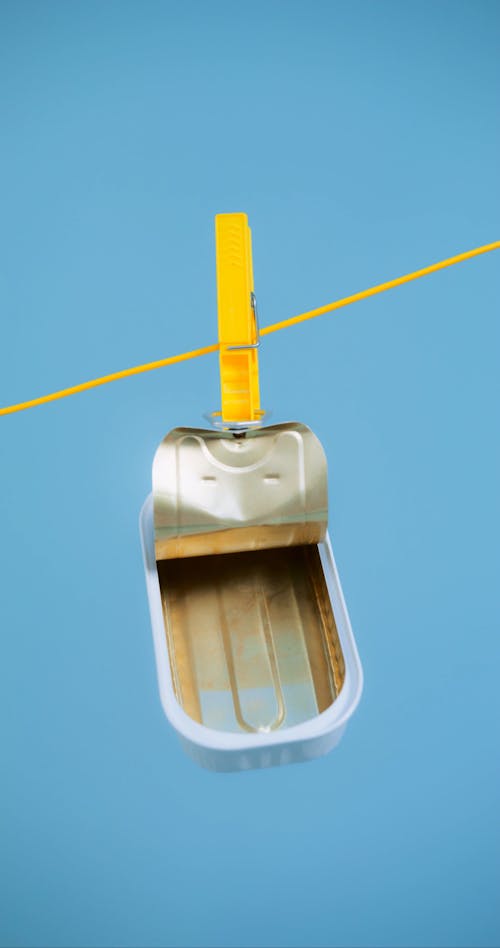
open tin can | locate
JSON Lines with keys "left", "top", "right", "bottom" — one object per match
{"left": 140, "top": 421, "right": 362, "bottom": 771}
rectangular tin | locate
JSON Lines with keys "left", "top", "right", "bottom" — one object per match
{"left": 140, "top": 496, "right": 362, "bottom": 772}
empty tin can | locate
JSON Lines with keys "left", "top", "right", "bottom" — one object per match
{"left": 140, "top": 421, "right": 362, "bottom": 771}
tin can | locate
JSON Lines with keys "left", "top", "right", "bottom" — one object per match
{"left": 140, "top": 422, "right": 362, "bottom": 771}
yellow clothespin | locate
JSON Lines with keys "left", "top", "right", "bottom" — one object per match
{"left": 214, "top": 213, "right": 264, "bottom": 426}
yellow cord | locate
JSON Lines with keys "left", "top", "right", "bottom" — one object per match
{"left": 260, "top": 241, "right": 500, "bottom": 337}
{"left": 1, "top": 240, "right": 498, "bottom": 417}
{"left": 0, "top": 344, "right": 220, "bottom": 416}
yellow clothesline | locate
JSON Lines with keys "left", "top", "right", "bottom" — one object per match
{"left": 1, "top": 240, "right": 499, "bottom": 417}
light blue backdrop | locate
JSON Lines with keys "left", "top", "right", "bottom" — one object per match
{"left": 1, "top": 2, "right": 499, "bottom": 946}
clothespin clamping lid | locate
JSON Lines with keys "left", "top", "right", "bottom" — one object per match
{"left": 209, "top": 212, "right": 265, "bottom": 429}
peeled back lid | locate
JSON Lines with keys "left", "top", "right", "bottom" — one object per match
{"left": 153, "top": 422, "right": 328, "bottom": 560}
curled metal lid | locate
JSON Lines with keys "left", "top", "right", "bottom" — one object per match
{"left": 153, "top": 422, "right": 328, "bottom": 560}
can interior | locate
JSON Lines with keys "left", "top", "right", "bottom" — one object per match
{"left": 157, "top": 544, "right": 345, "bottom": 734}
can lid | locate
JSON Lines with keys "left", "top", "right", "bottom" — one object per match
{"left": 153, "top": 422, "right": 328, "bottom": 560}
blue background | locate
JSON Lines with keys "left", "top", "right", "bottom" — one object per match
{"left": 1, "top": 2, "right": 499, "bottom": 946}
